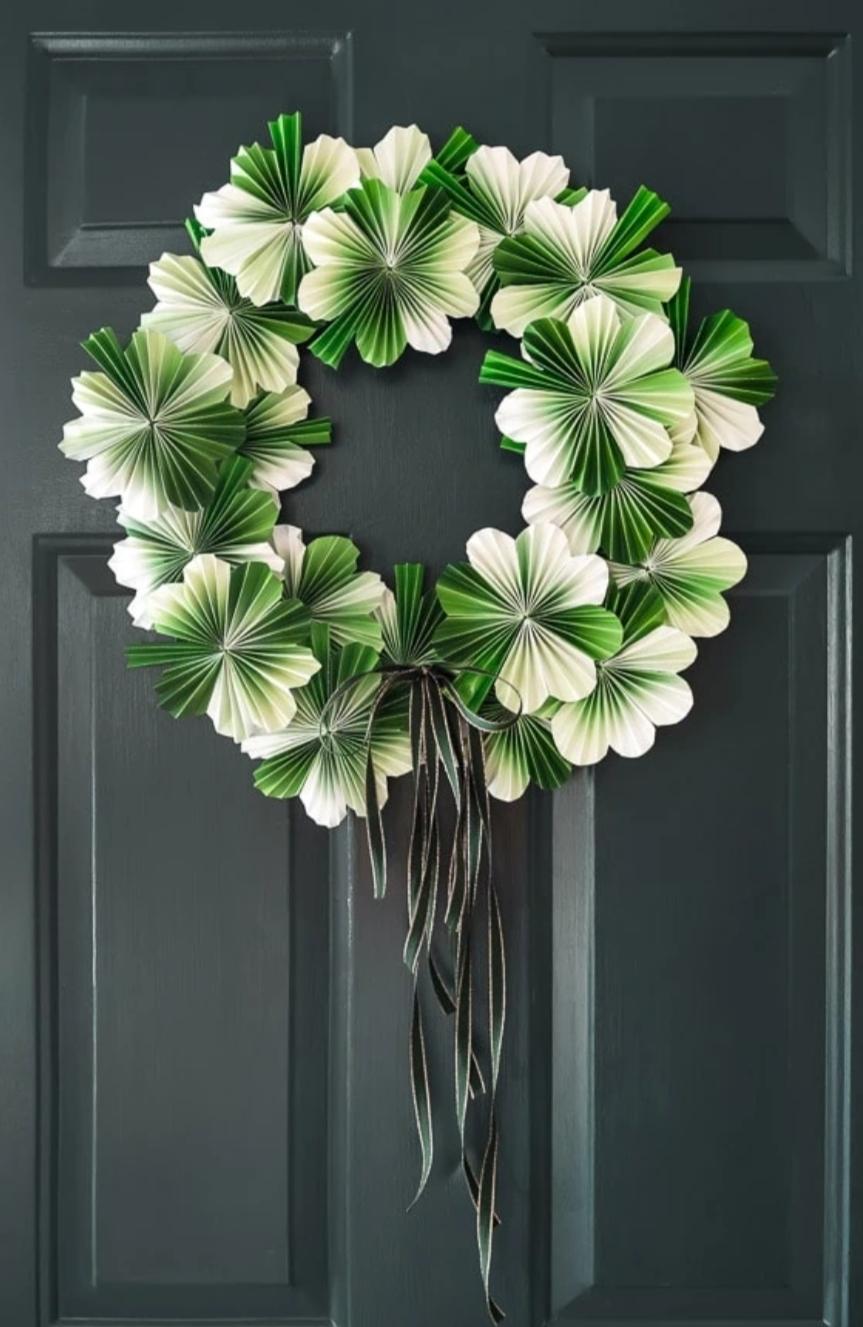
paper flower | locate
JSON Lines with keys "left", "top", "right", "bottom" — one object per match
{"left": 274, "top": 525, "right": 384, "bottom": 648}
{"left": 109, "top": 455, "right": 283, "bottom": 627}
{"left": 141, "top": 224, "right": 315, "bottom": 408}
{"left": 483, "top": 700, "right": 571, "bottom": 801}
{"left": 126, "top": 554, "right": 320, "bottom": 741}
{"left": 490, "top": 187, "right": 682, "bottom": 337}
{"left": 376, "top": 563, "right": 443, "bottom": 667}
{"left": 435, "top": 523, "right": 622, "bottom": 714}
{"left": 298, "top": 179, "right": 480, "bottom": 367}
{"left": 481, "top": 293, "right": 694, "bottom": 492}
{"left": 552, "top": 584, "right": 697, "bottom": 764}
{"left": 356, "top": 124, "right": 432, "bottom": 194}
{"left": 243, "top": 625, "right": 411, "bottom": 826}
{"left": 195, "top": 111, "right": 360, "bottom": 306}
{"left": 668, "top": 276, "right": 777, "bottom": 461}
{"left": 239, "top": 387, "right": 331, "bottom": 492}
{"left": 610, "top": 491, "right": 747, "bottom": 637}
{"left": 59, "top": 327, "right": 244, "bottom": 521}
{"left": 522, "top": 441, "right": 712, "bottom": 564}
{"left": 421, "top": 144, "right": 572, "bottom": 318}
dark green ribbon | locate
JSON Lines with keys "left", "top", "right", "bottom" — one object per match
{"left": 320, "top": 663, "right": 519, "bottom": 1321}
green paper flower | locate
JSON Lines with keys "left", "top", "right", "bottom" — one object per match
{"left": 420, "top": 144, "right": 573, "bottom": 319}
{"left": 110, "top": 455, "right": 283, "bottom": 627}
{"left": 298, "top": 179, "right": 480, "bottom": 367}
{"left": 490, "top": 186, "right": 682, "bottom": 337}
{"left": 275, "top": 525, "right": 384, "bottom": 648}
{"left": 483, "top": 699, "right": 571, "bottom": 801}
{"left": 142, "top": 227, "right": 315, "bottom": 408}
{"left": 195, "top": 111, "right": 360, "bottom": 306}
{"left": 376, "top": 563, "right": 443, "bottom": 667}
{"left": 552, "top": 583, "right": 697, "bottom": 764}
{"left": 242, "top": 624, "right": 411, "bottom": 826}
{"left": 239, "top": 386, "right": 331, "bottom": 492}
{"left": 356, "top": 124, "right": 432, "bottom": 194}
{"left": 59, "top": 327, "right": 245, "bottom": 520}
{"left": 522, "top": 441, "right": 711, "bottom": 563}
{"left": 481, "top": 293, "right": 694, "bottom": 493}
{"left": 435, "top": 523, "right": 623, "bottom": 714}
{"left": 668, "top": 276, "right": 778, "bottom": 462}
{"left": 610, "top": 491, "right": 747, "bottom": 637}
{"left": 126, "top": 553, "right": 320, "bottom": 741}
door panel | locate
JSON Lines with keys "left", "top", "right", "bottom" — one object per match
{"left": 39, "top": 541, "right": 330, "bottom": 1321}
{"left": 1, "top": 5, "right": 858, "bottom": 1327}
{"left": 536, "top": 539, "right": 850, "bottom": 1324}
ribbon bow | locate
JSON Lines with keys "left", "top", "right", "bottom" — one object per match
{"left": 319, "top": 662, "right": 520, "bottom": 1321}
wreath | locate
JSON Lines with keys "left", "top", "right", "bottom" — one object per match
{"left": 58, "top": 113, "right": 776, "bottom": 1318}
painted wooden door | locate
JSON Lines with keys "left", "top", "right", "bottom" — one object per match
{"left": 1, "top": 3, "right": 859, "bottom": 1326}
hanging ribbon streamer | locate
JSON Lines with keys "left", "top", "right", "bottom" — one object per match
{"left": 320, "top": 661, "right": 519, "bottom": 1321}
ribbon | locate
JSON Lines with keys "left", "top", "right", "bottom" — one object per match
{"left": 319, "top": 663, "right": 519, "bottom": 1321}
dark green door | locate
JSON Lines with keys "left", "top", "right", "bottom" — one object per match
{"left": 1, "top": 3, "right": 859, "bottom": 1326}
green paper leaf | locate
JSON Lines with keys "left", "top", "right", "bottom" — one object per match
{"left": 378, "top": 563, "right": 443, "bottom": 667}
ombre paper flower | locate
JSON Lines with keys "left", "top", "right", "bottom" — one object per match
{"left": 610, "top": 491, "right": 747, "bottom": 637}
{"left": 196, "top": 111, "right": 360, "bottom": 306}
{"left": 142, "top": 222, "right": 315, "bottom": 407}
{"left": 126, "top": 554, "right": 319, "bottom": 741}
{"left": 668, "top": 276, "right": 777, "bottom": 461}
{"left": 421, "top": 143, "right": 573, "bottom": 321}
{"left": 298, "top": 179, "right": 480, "bottom": 367}
{"left": 59, "top": 327, "right": 244, "bottom": 520}
{"left": 552, "top": 584, "right": 697, "bottom": 764}
{"left": 109, "top": 455, "right": 283, "bottom": 627}
{"left": 481, "top": 293, "right": 693, "bottom": 492}
{"left": 274, "top": 525, "right": 384, "bottom": 648}
{"left": 243, "top": 625, "right": 411, "bottom": 826}
{"left": 490, "top": 187, "right": 682, "bottom": 337}
{"left": 435, "top": 523, "right": 622, "bottom": 714}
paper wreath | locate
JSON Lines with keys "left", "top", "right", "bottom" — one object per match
{"left": 59, "top": 113, "right": 776, "bottom": 1319}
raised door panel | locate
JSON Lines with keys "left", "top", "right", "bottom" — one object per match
{"left": 26, "top": 32, "right": 352, "bottom": 283}
{"left": 536, "top": 540, "right": 851, "bottom": 1327}
{"left": 36, "top": 541, "right": 330, "bottom": 1324}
